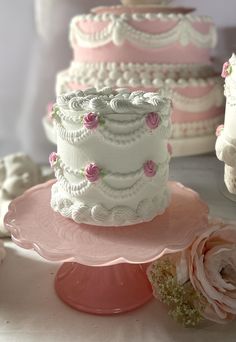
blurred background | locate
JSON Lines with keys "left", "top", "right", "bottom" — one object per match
{"left": 1, "top": 0, "right": 236, "bottom": 163}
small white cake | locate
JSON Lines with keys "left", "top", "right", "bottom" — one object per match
{"left": 216, "top": 53, "right": 236, "bottom": 194}
{"left": 50, "top": 88, "right": 172, "bottom": 226}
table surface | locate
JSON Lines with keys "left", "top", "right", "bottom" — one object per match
{"left": 1, "top": 154, "right": 236, "bottom": 342}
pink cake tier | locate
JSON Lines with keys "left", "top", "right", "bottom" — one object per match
{"left": 70, "top": 9, "right": 216, "bottom": 65}
{"left": 50, "top": 5, "right": 224, "bottom": 156}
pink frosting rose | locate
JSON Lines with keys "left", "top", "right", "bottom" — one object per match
{"left": 216, "top": 124, "right": 224, "bottom": 137}
{"left": 49, "top": 152, "right": 58, "bottom": 167}
{"left": 144, "top": 160, "right": 157, "bottom": 177}
{"left": 83, "top": 112, "right": 99, "bottom": 130}
{"left": 221, "top": 61, "right": 232, "bottom": 78}
{"left": 178, "top": 223, "right": 236, "bottom": 324}
{"left": 145, "top": 112, "right": 161, "bottom": 129}
{"left": 84, "top": 163, "right": 100, "bottom": 182}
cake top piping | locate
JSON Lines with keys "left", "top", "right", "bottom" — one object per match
{"left": 57, "top": 87, "right": 171, "bottom": 115}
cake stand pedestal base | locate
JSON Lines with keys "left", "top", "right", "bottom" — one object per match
{"left": 55, "top": 262, "right": 152, "bottom": 315}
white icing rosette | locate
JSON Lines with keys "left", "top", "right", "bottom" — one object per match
{"left": 148, "top": 221, "right": 236, "bottom": 326}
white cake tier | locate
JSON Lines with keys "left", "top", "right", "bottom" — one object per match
{"left": 50, "top": 88, "right": 172, "bottom": 226}
{"left": 216, "top": 53, "right": 236, "bottom": 195}
{"left": 55, "top": 63, "right": 224, "bottom": 142}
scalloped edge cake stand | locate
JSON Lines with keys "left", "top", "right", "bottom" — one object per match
{"left": 4, "top": 180, "right": 209, "bottom": 315}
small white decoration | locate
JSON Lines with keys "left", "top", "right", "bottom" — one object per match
{"left": 0, "top": 153, "right": 53, "bottom": 237}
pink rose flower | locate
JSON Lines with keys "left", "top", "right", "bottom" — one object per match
{"left": 144, "top": 160, "right": 157, "bottom": 177}
{"left": 84, "top": 163, "right": 100, "bottom": 182}
{"left": 167, "top": 143, "right": 173, "bottom": 156}
{"left": 49, "top": 152, "right": 58, "bottom": 167}
{"left": 145, "top": 112, "right": 161, "bottom": 129}
{"left": 221, "top": 61, "right": 232, "bottom": 78}
{"left": 216, "top": 124, "right": 224, "bottom": 137}
{"left": 83, "top": 112, "right": 99, "bottom": 130}
{"left": 178, "top": 223, "right": 236, "bottom": 324}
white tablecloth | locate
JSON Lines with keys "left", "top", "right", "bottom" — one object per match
{"left": 0, "top": 155, "right": 236, "bottom": 342}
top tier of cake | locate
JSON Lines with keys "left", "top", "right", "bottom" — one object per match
{"left": 70, "top": 8, "right": 217, "bottom": 65}
{"left": 50, "top": 88, "right": 172, "bottom": 226}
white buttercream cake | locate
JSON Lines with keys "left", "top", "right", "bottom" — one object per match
{"left": 49, "top": 0, "right": 224, "bottom": 157}
{"left": 50, "top": 88, "right": 172, "bottom": 226}
{"left": 216, "top": 54, "right": 236, "bottom": 194}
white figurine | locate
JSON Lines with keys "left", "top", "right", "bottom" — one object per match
{"left": 0, "top": 153, "right": 52, "bottom": 236}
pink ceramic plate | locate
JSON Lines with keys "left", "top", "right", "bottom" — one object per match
{"left": 4, "top": 180, "right": 209, "bottom": 267}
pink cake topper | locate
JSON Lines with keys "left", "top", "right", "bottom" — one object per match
{"left": 84, "top": 163, "right": 100, "bottom": 182}
{"left": 83, "top": 112, "right": 99, "bottom": 130}
{"left": 49, "top": 152, "right": 58, "bottom": 167}
{"left": 143, "top": 160, "right": 157, "bottom": 177}
{"left": 146, "top": 112, "right": 161, "bottom": 130}
{"left": 221, "top": 61, "right": 232, "bottom": 78}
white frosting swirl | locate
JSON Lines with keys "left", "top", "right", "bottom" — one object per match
{"left": 57, "top": 87, "right": 171, "bottom": 115}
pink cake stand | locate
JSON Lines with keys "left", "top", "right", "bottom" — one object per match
{"left": 4, "top": 180, "right": 209, "bottom": 315}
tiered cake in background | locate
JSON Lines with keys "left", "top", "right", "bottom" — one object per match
{"left": 50, "top": 88, "right": 172, "bottom": 226}
{"left": 216, "top": 54, "right": 236, "bottom": 195}
{"left": 43, "top": 0, "right": 224, "bottom": 156}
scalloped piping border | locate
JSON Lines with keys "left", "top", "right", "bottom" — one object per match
{"left": 44, "top": 114, "right": 223, "bottom": 142}
{"left": 173, "top": 115, "right": 223, "bottom": 139}
{"left": 56, "top": 122, "right": 171, "bottom": 146}
{"left": 69, "top": 61, "right": 215, "bottom": 79}
{"left": 72, "top": 12, "right": 213, "bottom": 24}
{"left": 50, "top": 182, "right": 170, "bottom": 226}
{"left": 57, "top": 67, "right": 220, "bottom": 92}
{"left": 53, "top": 158, "right": 169, "bottom": 199}
{"left": 70, "top": 16, "right": 217, "bottom": 49}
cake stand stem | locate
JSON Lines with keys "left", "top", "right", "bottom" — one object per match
{"left": 55, "top": 262, "right": 153, "bottom": 315}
